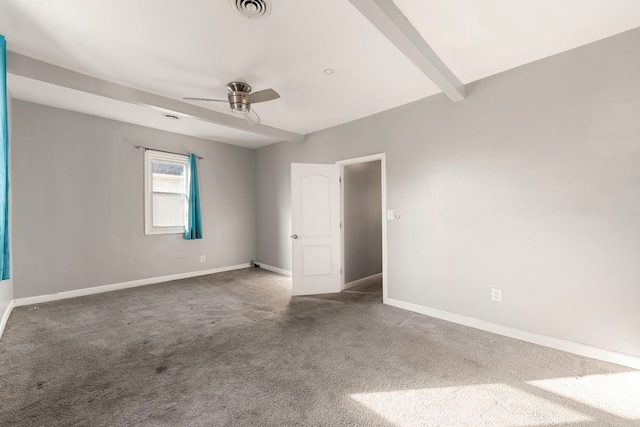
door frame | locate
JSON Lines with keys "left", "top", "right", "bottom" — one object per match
{"left": 336, "top": 153, "right": 387, "bottom": 302}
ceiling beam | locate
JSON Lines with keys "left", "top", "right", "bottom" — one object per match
{"left": 349, "top": 0, "right": 465, "bottom": 102}
{"left": 6, "top": 52, "right": 305, "bottom": 143}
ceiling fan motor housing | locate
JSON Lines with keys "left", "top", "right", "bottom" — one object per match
{"left": 227, "top": 82, "right": 251, "bottom": 114}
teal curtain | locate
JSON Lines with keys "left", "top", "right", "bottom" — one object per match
{"left": 0, "top": 35, "right": 9, "bottom": 279}
{"left": 184, "top": 154, "right": 202, "bottom": 240}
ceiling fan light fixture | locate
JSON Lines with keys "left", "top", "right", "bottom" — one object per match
{"left": 230, "top": 0, "right": 271, "bottom": 19}
{"left": 231, "top": 104, "right": 250, "bottom": 115}
{"left": 227, "top": 82, "right": 251, "bottom": 114}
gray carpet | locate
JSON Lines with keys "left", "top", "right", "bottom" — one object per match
{"left": 0, "top": 268, "right": 637, "bottom": 426}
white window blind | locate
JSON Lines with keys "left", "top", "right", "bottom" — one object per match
{"left": 151, "top": 161, "right": 186, "bottom": 227}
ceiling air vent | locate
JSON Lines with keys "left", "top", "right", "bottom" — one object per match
{"left": 230, "top": 0, "right": 271, "bottom": 19}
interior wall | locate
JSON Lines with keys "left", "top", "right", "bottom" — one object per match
{"left": 344, "top": 161, "right": 382, "bottom": 284}
{"left": 255, "top": 27, "right": 640, "bottom": 357}
{"left": 0, "top": 93, "right": 13, "bottom": 327}
{"left": 11, "top": 100, "right": 256, "bottom": 299}
{"left": 0, "top": 280, "right": 10, "bottom": 326}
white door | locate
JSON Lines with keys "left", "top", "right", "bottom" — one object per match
{"left": 291, "top": 163, "right": 341, "bottom": 296}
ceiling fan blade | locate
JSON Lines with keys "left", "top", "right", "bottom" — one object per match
{"left": 243, "top": 109, "right": 261, "bottom": 125}
{"left": 183, "top": 97, "right": 228, "bottom": 103}
{"left": 247, "top": 88, "right": 280, "bottom": 104}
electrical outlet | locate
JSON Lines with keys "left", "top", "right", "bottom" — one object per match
{"left": 200, "top": 255, "right": 206, "bottom": 263}
{"left": 490, "top": 288, "right": 502, "bottom": 302}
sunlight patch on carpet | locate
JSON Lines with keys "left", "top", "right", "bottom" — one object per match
{"left": 350, "top": 383, "right": 591, "bottom": 427}
{"left": 528, "top": 371, "right": 640, "bottom": 420}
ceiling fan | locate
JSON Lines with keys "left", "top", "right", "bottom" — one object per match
{"left": 184, "top": 81, "right": 280, "bottom": 125}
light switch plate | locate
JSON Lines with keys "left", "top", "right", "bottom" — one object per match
{"left": 387, "top": 210, "right": 394, "bottom": 220}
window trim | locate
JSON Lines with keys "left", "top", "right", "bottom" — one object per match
{"left": 144, "top": 150, "right": 190, "bottom": 235}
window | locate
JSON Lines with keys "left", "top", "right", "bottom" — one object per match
{"left": 144, "top": 150, "right": 190, "bottom": 235}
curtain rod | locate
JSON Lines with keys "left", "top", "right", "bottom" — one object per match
{"left": 134, "top": 145, "right": 203, "bottom": 160}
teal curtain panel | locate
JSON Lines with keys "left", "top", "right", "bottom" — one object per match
{"left": 184, "top": 154, "right": 202, "bottom": 240}
{"left": 0, "top": 35, "right": 10, "bottom": 279}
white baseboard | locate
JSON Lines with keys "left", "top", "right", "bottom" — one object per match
{"left": 344, "top": 273, "right": 382, "bottom": 290}
{"left": 13, "top": 263, "right": 252, "bottom": 307}
{"left": 0, "top": 300, "right": 14, "bottom": 340}
{"left": 386, "top": 298, "right": 640, "bottom": 371}
{"left": 255, "top": 262, "right": 292, "bottom": 277}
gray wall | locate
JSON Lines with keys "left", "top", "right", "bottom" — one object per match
{"left": 11, "top": 100, "right": 256, "bottom": 299}
{"left": 255, "top": 27, "right": 640, "bottom": 357}
{"left": 0, "top": 94, "right": 13, "bottom": 326}
{"left": 0, "top": 282, "right": 10, "bottom": 323}
{"left": 344, "top": 161, "right": 382, "bottom": 284}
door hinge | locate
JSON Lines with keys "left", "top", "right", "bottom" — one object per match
{"left": 339, "top": 176, "right": 342, "bottom": 183}
{"left": 340, "top": 268, "right": 342, "bottom": 274}
{"left": 340, "top": 222, "right": 342, "bottom": 228}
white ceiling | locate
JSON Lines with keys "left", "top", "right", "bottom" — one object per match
{"left": 393, "top": 0, "right": 640, "bottom": 83}
{"left": 1, "top": 0, "right": 639, "bottom": 148}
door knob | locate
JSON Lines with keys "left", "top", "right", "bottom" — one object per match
{"left": 291, "top": 234, "right": 298, "bottom": 239}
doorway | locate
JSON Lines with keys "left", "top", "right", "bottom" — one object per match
{"left": 289, "top": 154, "right": 387, "bottom": 300}
{"left": 337, "top": 154, "right": 387, "bottom": 302}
